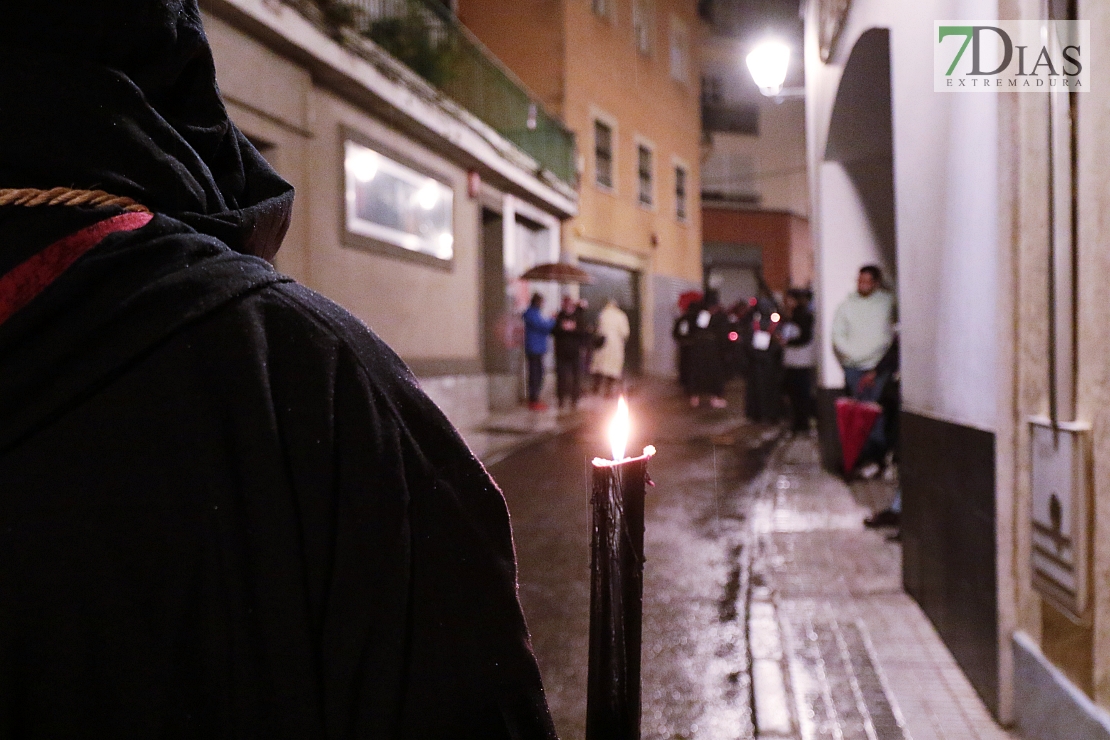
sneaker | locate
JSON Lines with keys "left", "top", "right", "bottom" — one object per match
{"left": 709, "top": 397, "right": 728, "bottom": 409}
{"left": 863, "top": 508, "right": 900, "bottom": 528}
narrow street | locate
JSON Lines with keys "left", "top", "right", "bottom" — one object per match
{"left": 486, "top": 380, "right": 1014, "bottom": 740}
{"left": 489, "top": 380, "right": 777, "bottom": 740}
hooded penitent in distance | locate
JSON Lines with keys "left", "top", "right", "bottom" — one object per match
{"left": 0, "top": 3, "right": 556, "bottom": 738}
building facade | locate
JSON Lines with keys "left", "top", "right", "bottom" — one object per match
{"left": 198, "top": 0, "right": 577, "bottom": 430}
{"left": 457, "top": 0, "right": 704, "bottom": 376}
{"left": 805, "top": 0, "right": 1110, "bottom": 737}
{"left": 699, "top": 0, "right": 812, "bottom": 303}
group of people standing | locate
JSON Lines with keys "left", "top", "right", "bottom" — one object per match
{"left": 672, "top": 287, "right": 817, "bottom": 428}
{"left": 670, "top": 266, "right": 900, "bottom": 529}
{"left": 522, "top": 293, "right": 630, "bottom": 411}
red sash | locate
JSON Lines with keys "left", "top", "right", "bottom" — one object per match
{"left": 0, "top": 211, "right": 153, "bottom": 326}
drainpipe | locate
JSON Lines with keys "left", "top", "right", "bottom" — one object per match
{"left": 1046, "top": 25, "right": 1079, "bottom": 431}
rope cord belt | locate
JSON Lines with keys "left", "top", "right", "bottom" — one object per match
{"left": 0, "top": 187, "right": 149, "bottom": 213}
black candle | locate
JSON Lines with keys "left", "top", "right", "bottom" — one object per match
{"left": 586, "top": 397, "right": 655, "bottom": 740}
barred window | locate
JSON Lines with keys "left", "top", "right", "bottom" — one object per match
{"left": 638, "top": 144, "right": 653, "bottom": 206}
{"left": 675, "top": 165, "right": 687, "bottom": 221}
{"left": 670, "top": 16, "right": 690, "bottom": 84}
{"left": 592, "top": 0, "right": 612, "bottom": 21}
{"left": 595, "top": 120, "right": 614, "bottom": 189}
{"left": 632, "top": 0, "right": 653, "bottom": 55}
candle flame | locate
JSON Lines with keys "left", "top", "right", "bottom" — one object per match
{"left": 609, "top": 396, "right": 630, "bottom": 461}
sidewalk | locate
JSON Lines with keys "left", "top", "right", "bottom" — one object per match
{"left": 747, "top": 435, "right": 1020, "bottom": 740}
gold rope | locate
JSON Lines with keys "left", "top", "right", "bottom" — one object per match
{"left": 0, "top": 187, "right": 149, "bottom": 213}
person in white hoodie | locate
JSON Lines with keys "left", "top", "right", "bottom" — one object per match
{"left": 832, "top": 264, "right": 896, "bottom": 476}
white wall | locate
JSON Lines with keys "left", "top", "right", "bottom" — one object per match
{"left": 806, "top": 0, "right": 1001, "bottom": 433}
{"left": 816, "top": 161, "right": 890, "bottom": 388}
{"left": 889, "top": 0, "right": 999, "bottom": 432}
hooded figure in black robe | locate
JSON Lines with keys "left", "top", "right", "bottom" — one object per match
{"left": 0, "top": 3, "right": 557, "bottom": 738}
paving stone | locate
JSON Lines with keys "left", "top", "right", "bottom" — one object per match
{"left": 750, "top": 437, "right": 1019, "bottom": 740}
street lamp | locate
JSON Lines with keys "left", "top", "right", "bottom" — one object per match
{"left": 745, "top": 40, "right": 804, "bottom": 100}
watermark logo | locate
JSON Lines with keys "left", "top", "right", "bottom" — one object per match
{"left": 934, "top": 21, "right": 1090, "bottom": 92}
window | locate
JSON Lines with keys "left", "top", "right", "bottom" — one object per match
{"left": 670, "top": 17, "right": 690, "bottom": 84}
{"left": 632, "top": 0, "right": 653, "bottom": 55}
{"left": 344, "top": 140, "right": 454, "bottom": 262}
{"left": 595, "top": 120, "right": 614, "bottom": 189}
{"left": 637, "top": 144, "right": 653, "bottom": 207}
{"left": 675, "top": 165, "right": 687, "bottom": 221}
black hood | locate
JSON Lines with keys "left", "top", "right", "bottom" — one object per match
{"left": 0, "top": 1, "right": 297, "bottom": 452}
{"left": 0, "top": 0, "right": 294, "bottom": 260}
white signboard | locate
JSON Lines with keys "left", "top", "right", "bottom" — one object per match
{"left": 1030, "top": 418, "right": 1091, "bottom": 619}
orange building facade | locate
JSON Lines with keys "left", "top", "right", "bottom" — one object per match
{"left": 458, "top": 0, "right": 703, "bottom": 375}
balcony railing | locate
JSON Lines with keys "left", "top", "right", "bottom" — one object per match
{"left": 308, "top": 0, "right": 577, "bottom": 186}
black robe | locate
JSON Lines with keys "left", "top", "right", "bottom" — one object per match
{"left": 0, "top": 7, "right": 556, "bottom": 739}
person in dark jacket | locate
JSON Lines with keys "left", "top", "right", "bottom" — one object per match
{"left": 0, "top": 4, "right": 557, "bottom": 738}
{"left": 684, "top": 289, "right": 730, "bottom": 408}
{"left": 779, "top": 289, "right": 816, "bottom": 433}
{"left": 744, "top": 287, "right": 784, "bottom": 423}
{"left": 672, "top": 290, "right": 702, "bottom": 391}
{"left": 552, "top": 295, "right": 586, "bottom": 410}
{"left": 522, "top": 292, "right": 556, "bottom": 410}
{"left": 672, "top": 302, "right": 697, "bottom": 393}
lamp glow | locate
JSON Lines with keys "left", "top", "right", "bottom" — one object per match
{"left": 415, "top": 180, "right": 440, "bottom": 210}
{"left": 609, "top": 396, "right": 630, "bottom": 461}
{"left": 746, "top": 40, "right": 791, "bottom": 97}
{"left": 348, "top": 150, "right": 379, "bottom": 183}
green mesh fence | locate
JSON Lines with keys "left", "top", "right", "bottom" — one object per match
{"left": 312, "top": 0, "right": 577, "bottom": 186}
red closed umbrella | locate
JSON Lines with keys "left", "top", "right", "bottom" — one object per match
{"left": 835, "top": 397, "right": 883, "bottom": 474}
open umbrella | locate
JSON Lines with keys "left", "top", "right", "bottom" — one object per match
{"left": 520, "top": 262, "right": 595, "bottom": 284}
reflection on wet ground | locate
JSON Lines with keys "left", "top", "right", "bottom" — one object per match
{"left": 490, "top": 380, "right": 775, "bottom": 740}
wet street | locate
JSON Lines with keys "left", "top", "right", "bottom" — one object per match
{"left": 486, "top": 382, "right": 1012, "bottom": 740}
{"left": 488, "top": 381, "right": 778, "bottom": 740}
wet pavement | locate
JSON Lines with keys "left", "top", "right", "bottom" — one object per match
{"left": 488, "top": 379, "right": 777, "bottom": 740}
{"left": 481, "top": 380, "right": 1018, "bottom": 740}
{"left": 748, "top": 437, "right": 1019, "bottom": 740}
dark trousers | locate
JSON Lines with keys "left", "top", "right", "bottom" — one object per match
{"left": 526, "top": 352, "right": 545, "bottom": 403}
{"left": 556, "top": 356, "right": 580, "bottom": 407}
{"left": 745, "top": 353, "right": 781, "bottom": 422}
{"left": 783, "top": 366, "right": 814, "bottom": 432}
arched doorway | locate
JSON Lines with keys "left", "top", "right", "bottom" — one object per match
{"left": 815, "top": 27, "right": 896, "bottom": 469}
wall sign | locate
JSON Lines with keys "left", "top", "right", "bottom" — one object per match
{"left": 1029, "top": 417, "right": 1091, "bottom": 620}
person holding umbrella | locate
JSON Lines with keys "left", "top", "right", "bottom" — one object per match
{"left": 552, "top": 295, "right": 587, "bottom": 410}
{"left": 519, "top": 262, "right": 595, "bottom": 409}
